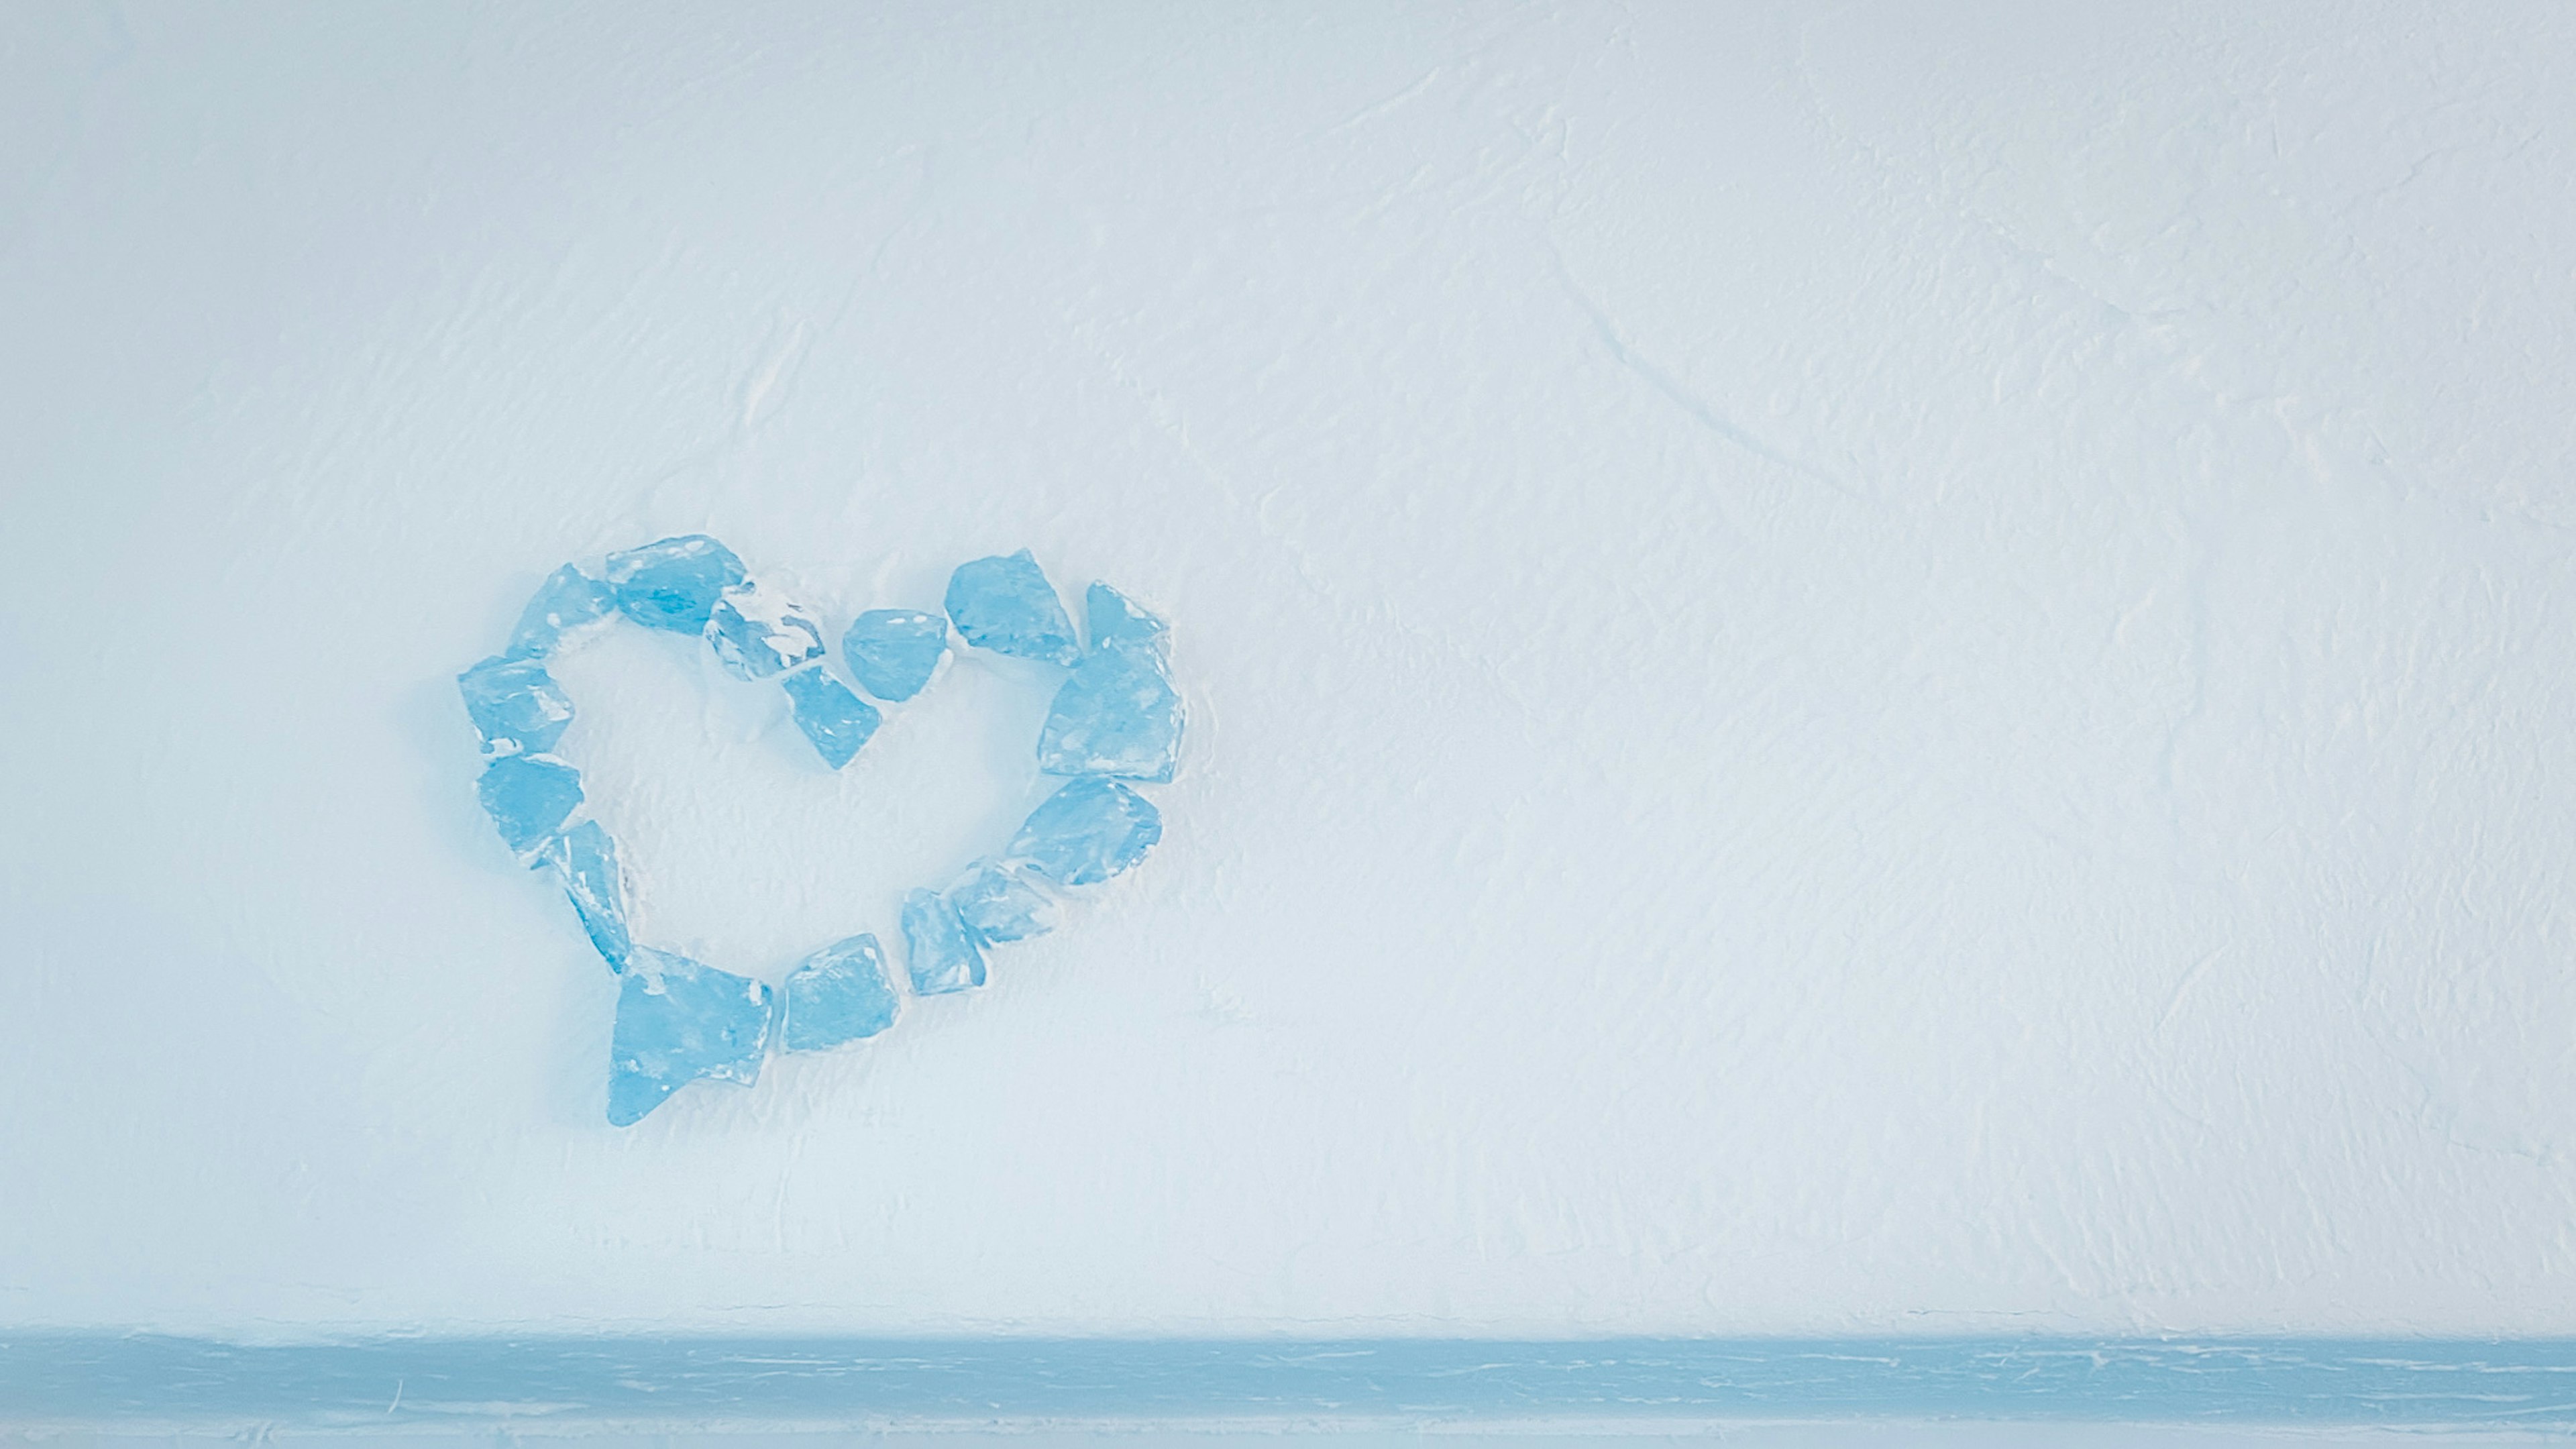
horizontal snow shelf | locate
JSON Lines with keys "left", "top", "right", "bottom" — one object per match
{"left": 5, "top": 1336, "right": 2575, "bottom": 1431}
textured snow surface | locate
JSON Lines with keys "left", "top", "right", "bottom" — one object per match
{"left": 3, "top": 1, "right": 2575, "bottom": 1339}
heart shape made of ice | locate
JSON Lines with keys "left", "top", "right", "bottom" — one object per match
{"left": 458, "top": 538, "right": 1183, "bottom": 1126}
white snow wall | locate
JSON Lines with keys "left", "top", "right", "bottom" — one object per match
{"left": 4, "top": 0, "right": 2574, "bottom": 1338}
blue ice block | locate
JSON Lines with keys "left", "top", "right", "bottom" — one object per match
{"left": 780, "top": 666, "right": 881, "bottom": 769}
{"left": 842, "top": 608, "right": 949, "bottom": 701}
{"left": 541, "top": 819, "right": 631, "bottom": 969}
{"left": 1085, "top": 582, "right": 1169, "bottom": 656}
{"left": 475, "top": 753, "right": 584, "bottom": 855}
{"left": 606, "top": 947, "right": 775, "bottom": 1126}
{"left": 902, "top": 888, "right": 987, "bottom": 994}
{"left": 704, "top": 580, "right": 825, "bottom": 680}
{"left": 947, "top": 857, "right": 1058, "bottom": 945}
{"left": 604, "top": 535, "right": 746, "bottom": 632}
{"left": 781, "top": 934, "right": 900, "bottom": 1051}
{"left": 1007, "top": 777, "right": 1162, "bottom": 885}
{"left": 457, "top": 655, "right": 574, "bottom": 756}
{"left": 1036, "top": 640, "right": 1182, "bottom": 782}
{"left": 504, "top": 564, "right": 617, "bottom": 659}
{"left": 943, "top": 550, "right": 1079, "bottom": 663}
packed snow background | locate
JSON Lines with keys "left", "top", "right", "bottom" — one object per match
{"left": 4, "top": 1, "right": 2574, "bottom": 1339}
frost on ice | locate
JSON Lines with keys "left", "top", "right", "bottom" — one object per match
{"left": 1036, "top": 586, "right": 1181, "bottom": 782}
{"left": 943, "top": 550, "right": 1079, "bottom": 663}
{"left": 704, "top": 579, "right": 826, "bottom": 680}
{"left": 604, "top": 534, "right": 746, "bottom": 632}
{"left": 606, "top": 947, "right": 775, "bottom": 1126}
{"left": 504, "top": 564, "right": 616, "bottom": 659}
{"left": 1008, "top": 777, "right": 1162, "bottom": 885}
{"left": 948, "top": 857, "right": 1058, "bottom": 946}
{"left": 781, "top": 934, "right": 900, "bottom": 1051}
{"left": 902, "top": 888, "right": 987, "bottom": 994}
{"left": 541, "top": 819, "right": 631, "bottom": 969}
{"left": 780, "top": 665, "right": 881, "bottom": 769}
{"left": 457, "top": 655, "right": 574, "bottom": 756}
{"left": 842, "top": 608, "right": 948, "bottom": 701}
{"left": 476, "top": 753, "right": 583, "bottom": 855}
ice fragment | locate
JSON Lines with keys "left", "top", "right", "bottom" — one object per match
{"left": 458, "top": 655, "right": 575, "bottom": 756}
{"left": 476, "top": 753, "right": 584, "bottom": 855}
{"left": 604, "top": 535, "right": 746, "bottom": 632}
{"left": 902, "top": 888, "right": 987, "bottom": 994}
{"left": 505, "top": 565, "right": 617, "bottom": 659}
{"left": 842, "top": 608, "right": 949, "bottom": 701}
{"left": 541, "top": 819, "right": 631, "bottom": 969}
{"left": 1008, "top": 777, "right": 1162, "bottom": 885}
{"left": 780, "top": 666, "right": 881, "bottom": 769}
{"left": 1085, "top": 582, "right": 1169, "bottom": 657}
{"left": 1036, "top": 641, "right": 1182, "bottom": 782}
{"left": 704, "top": 580, "right": 825, "bottom": 680}
{"left": 606, "top": 947, "right": 775, "bottom": 1126}
{"left": 944, "top": 550, "right": 1079, "bottom": 663}
{"left": 947, "top": 857, "right": 1058, "bottom": 945}
{"left": 781, "top": 934, "right": 900, "bottom": 1051}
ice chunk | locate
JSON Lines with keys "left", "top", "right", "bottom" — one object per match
{"left": 947, "top": 857, "right": 1058, "bottom": 946}
{"left": 1036, "top": 641, "right": 1183, "bottom": 782}
{"left": 704, "top": 580, "right": 825, "bottom": 680}
{"left": 1007, "top": 777, "right": 1163, "bottom": 885}
{"left": 1085, "top": 582, "right": 1170, "bottom": 657}
{"left": 902, "top": 888, "right": 987, "bottom": 994}
{"left": 457, "top": 655, "right": 574, "bottom": 756}
{"left": 540, "top": 819, "right": 631, "bottom": 969}
{"left": 842, "top": 608, "right": 949, "bottom": 701}
{"left": 475, "top": 753, "right": 583, "bottom": 855}
{"left": 780, "top": 666, "right": 881, "bottom": 769}
{"left": 781, "top": 934, "right": 900, "bottom": 1051}
{"left": 606, "top": 947, "right": 775, "bottom": 1126}
{"left": 504, "top": 564, "right": 617, "bottom": 659}
{"left": 943, "top": 550, "right": 1079, "bottom": 663}
{"left": 604, "top": 535, "right": 746, "bottom": 632}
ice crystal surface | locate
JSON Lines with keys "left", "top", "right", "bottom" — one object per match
{"left": 948, "top": 857, "right": 1058, "bottom": 945}
{"left": 1008, "top": 777, "right": 1162, "bottom": 885}
{"left": 944, "top": 550, "right": 1078, "bottom": 663}
{"left": 780, "top": 666, "right": 881, "bottom": 769}
{"left": 604, "top": 535, "right": 746, "bottom": 632}
{"left": 606, "top": 947, "right": 775, "bottom": 1126}
{"left": 458, "top": 655, "right": 574, "bottom": 755}
{"left": 781, "top": 934, "right": 900, "bottom": 1051}
{"left": 476, "top": 754, "right": 583, "bottom": 855}
{"left": 902, "top": 888, "right": 987, "bottom": 994}
{"left": 541, "top": 819, "right": 630, "bottom": 969}
{"left": 1036, "top": 640, "right": 1181, "bottom": 782}
{"left": 843, "top": 608, "right": 949, "bottom": 701}
{"left": 705, "top": 580, "right": 826, "bottom": 680}
{"left": 505, "top": 565, "right": 617, "bottom": 659}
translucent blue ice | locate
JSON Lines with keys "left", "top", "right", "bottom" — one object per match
{"left": 704, "top": 580, "right": 825, "bottom": 680}
{"left": 457, "top": 655, "right": 574, "bottom": 756}
{"left": 902, "top": 888, "right": 987, "bottom": 994}
{"left": 944, "top": 550, "right": 1079, "bottom": 663}
{"left": 541, "top": 819, "right": 630, "bottom": 969}
{"left": 476, "top": 754, "right": 584, "bottom": 855}
{"left": 606, "top": 947, "right": 775, "bottom": 1126}
{"left": 1085, "top": 582, "right": 1169, "bottom": 656}
{"left": 604, "top": 535, "right": 746, "bottom": 632}
{"left": 947, "top": 857, "right": 1058, "bottom": 945}
{"left": 842, "top": 608, "right": 948, "bottom": 701}
{"left": 780, "top": 666, "right": 881, "bottom": 769}
{"left": 1036, "top": 638, "right": 1182, "bottom": 782}
{"left": 1008, "top": 777, "right": 1163, "bottom": 885}
{"left": 781, "top": 934, "right": 900, "bottom": 1051}
{"left": 505, "top": 564, "right": 617, "bottom": 659}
